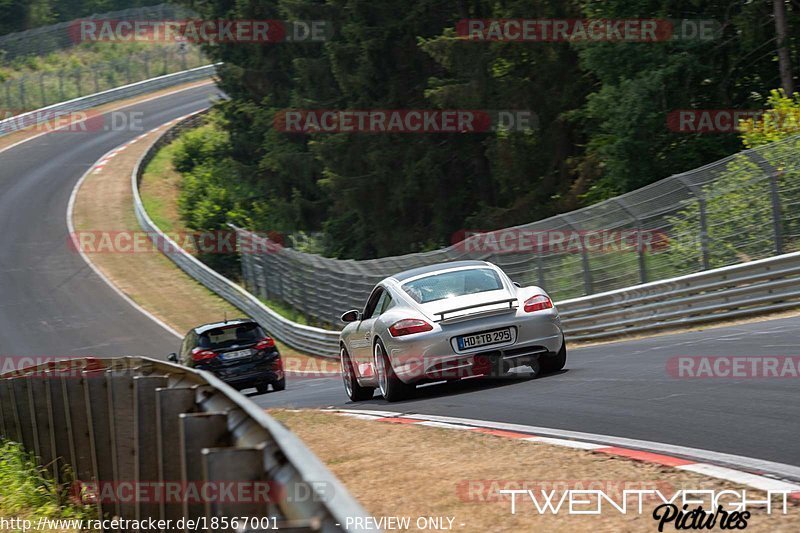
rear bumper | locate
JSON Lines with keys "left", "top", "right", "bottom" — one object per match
{"left": 386, "top": 311, "right": 563, "bottom": 384}
{"left": 200, "top": 351, "right": 284, "bottom": 389}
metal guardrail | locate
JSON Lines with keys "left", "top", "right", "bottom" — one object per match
{"left": 0, "top": 63, "right": 217, "bottom": 139}
{"left": 131, "top": 113, "right": 341, "bottom": 358}
{"left": 558, "top": 250, "right": 800, "bottom": 341}
{"left": 0, "top": 356, "right": 375, "bottom": 531}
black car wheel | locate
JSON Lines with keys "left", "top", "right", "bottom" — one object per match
{"left": 541, "top": 338, "right": 567, "bottom": 373}
{"left": 272, "top": 377, "right": 286, "bottom": 391}
{"left": 374, "top": 339, "right": 414, "bottom": 402}
{"left": 341, "top": 346, "right": 374, "bottom": 401}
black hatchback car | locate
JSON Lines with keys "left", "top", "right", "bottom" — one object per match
{"left": 169, "top": 319, "right": 285, "bottom": 394}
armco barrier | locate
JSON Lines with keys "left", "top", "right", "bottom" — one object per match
{"left": 0, "top": 356, "right": 375, "bottom": 531}
{"left": 0, "top": 63, "right": 217, "bottom": 139}
{"left": 131, "top": 113, "right": 341, "bottom": 358}
{"left": 558, "top": 250, "right": 800, "bottom": 341}
{"left": 135, "top": 114, "right": 800, "bottom": 354}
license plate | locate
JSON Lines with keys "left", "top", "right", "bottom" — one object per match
{"left": 222, "top": 349, "right": 251, "bottom": 361}
{"left": 457, "top": 328, "right": 512, "bottom": 350}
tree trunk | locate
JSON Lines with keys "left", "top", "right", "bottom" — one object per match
{"left": 774, "top": 0, "right": 795, "bottom": 95}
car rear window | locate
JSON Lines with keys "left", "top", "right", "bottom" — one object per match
{"left": 198, "top": 323, "right": 263, "bottom": 349}
{"left": 402, "top": 268, "right": 504, "bottom": 304}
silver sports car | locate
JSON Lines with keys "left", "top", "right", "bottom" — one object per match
{"left": 339, "top": 260, "right": 566, "bottom": 401}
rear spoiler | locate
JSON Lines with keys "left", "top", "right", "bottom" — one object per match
{"left": 434, "top": 298, "right": 518, "bottom": 322}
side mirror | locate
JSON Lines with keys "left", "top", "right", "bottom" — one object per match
{"left": 340, "top": 310, "right": 361, "bottom": 323}
{"left": 513, "top": 282, "right": 522, "bottom": 288}
{"left": 167, "top": 352, "right": 178, "bottom": 363}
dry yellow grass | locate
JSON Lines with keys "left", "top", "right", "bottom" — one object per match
{"left": 272, "top": 410, "right": 800, "bottom": 533}
{"left": 69, "top": 114, "right": 326, "bottom": 368}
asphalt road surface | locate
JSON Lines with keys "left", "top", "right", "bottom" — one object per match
{"left": 254, "top": 297, "right": 800, "bottom": 469}
{"left": 3, "top": 85, "right": 798, "bottom": 470}
{"left": 0, "top": 84, "right": 214, "bottom": 357}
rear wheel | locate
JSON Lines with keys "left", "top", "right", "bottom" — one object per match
{"left": 255, "top": 383, "right": 270, "bottom": 394}
{"left": 341, "top": 346, "right": 374, "bottom": 401}
{"left": 374, "top": 340, "right": 414, "bottom": 402}
{"left": 541, "top": 340, "right": 567, "bottom": 373}
{"left": 272, "top": 377, "right": 286, "bottom": 391}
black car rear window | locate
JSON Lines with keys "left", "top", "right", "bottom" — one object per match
{"left": 198, "top": 323, "right": 263, "bottom": 349}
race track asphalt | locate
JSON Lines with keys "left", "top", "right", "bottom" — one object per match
{"left": 0, "top": 84, "right": 215, "bottom": 358}
{"left": 3, "top": 85, "right": 798, "bottom": 471}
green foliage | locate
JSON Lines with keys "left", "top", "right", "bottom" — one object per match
{"left": 166, "top": 0, "right": 799, "bottom": 264}
{"left": 0, "top": 440, "right": 95, "bottom": 521}
{"left": 665, "top": 156, "right": 775, "bottom": 273}
{"left": 740, "top": 90, "right": 800, "bottom": 148}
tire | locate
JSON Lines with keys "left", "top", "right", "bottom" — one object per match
{"left": 374, "top": 340, "right": 414, "bottom": 402}
{"left": 341, "top": 346, "right": 374, "bottom": 401}
{"left": 255, "top": 383, "right": 270, "bottom": 394}
{"left": 271, "top": 377, "right": 286, "bottom": 391}
{"left": 541, "top": 339, "right": 567, "bottom": 373}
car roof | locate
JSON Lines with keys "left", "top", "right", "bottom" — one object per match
{"left": 194, "top": 318, "right": 255, "bottom": 334}
{"left": 389, "top": 260, "right": 491, "bottom": 282}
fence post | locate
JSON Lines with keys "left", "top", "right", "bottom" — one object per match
{"left": 202, "top": 447, "right": 267, "bottom": 526}
{"left": 10, "top": 378, "right": 36, "bottom": 454}
{"left": 745, "top": 152, "right": 784, "bottom": 255}
{"left": 614, "top": 198, "right": 648, "bottom": 284}
{"left": 108, "top": 368, "right": 136, "bottom": 520}
{"left": 179, "top": 412, "right": 230, "bottom": 528}
{"left": 680, "top": 177, "right": 710, "bottom": 270}
{"left": 58, "top": 70, "right": 65, "bottom": 101}
{"left": 44, "top": 369, "right": 71, "bottom": 484}
{"left": 84, "top": 366, "right": 116, "bottom": 519}
{"left": 156, "top": 387, "right": 198, "bottom": 522}
{"left": 769, "top": 171, "right": 784, "bottom": 255}
{"left": 562, "top": 216, "right": 593, "bottom": 295}
{"left": 134, "top": 375, "right": 169, "bottom": 522}
{"left": 63, "top": 371, "right": 94, "bottom": 482}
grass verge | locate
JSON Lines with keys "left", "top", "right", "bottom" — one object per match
{"left": 0, "top": 441, "right": 96, "bottom": 532}
{"left": 272, "top": 410, "right": 800, "bottom": 533}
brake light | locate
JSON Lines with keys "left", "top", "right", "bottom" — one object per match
{"left": 524, "top": 294, "right": 553, "bottom": 313}
{"left": 389, "top": 319, "right": 433, "bottom": 337}
{"left": 255, "top": 337, "right": 275, "bottom": 350}
{"left": 191, "top": 348, "right": 218, "bottom": 362}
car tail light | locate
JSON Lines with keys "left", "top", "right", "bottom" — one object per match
{"left": 255, "top": 337, "right": 275, "bottom": 350}
{"left": 524, "top": 294, "right": 553, "bottom": 313}
{"left": 389, "top": 319, "right": 433, "bottom": 337}
{"left": 191, "top": 348, "right": 218, "bottom": 362}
